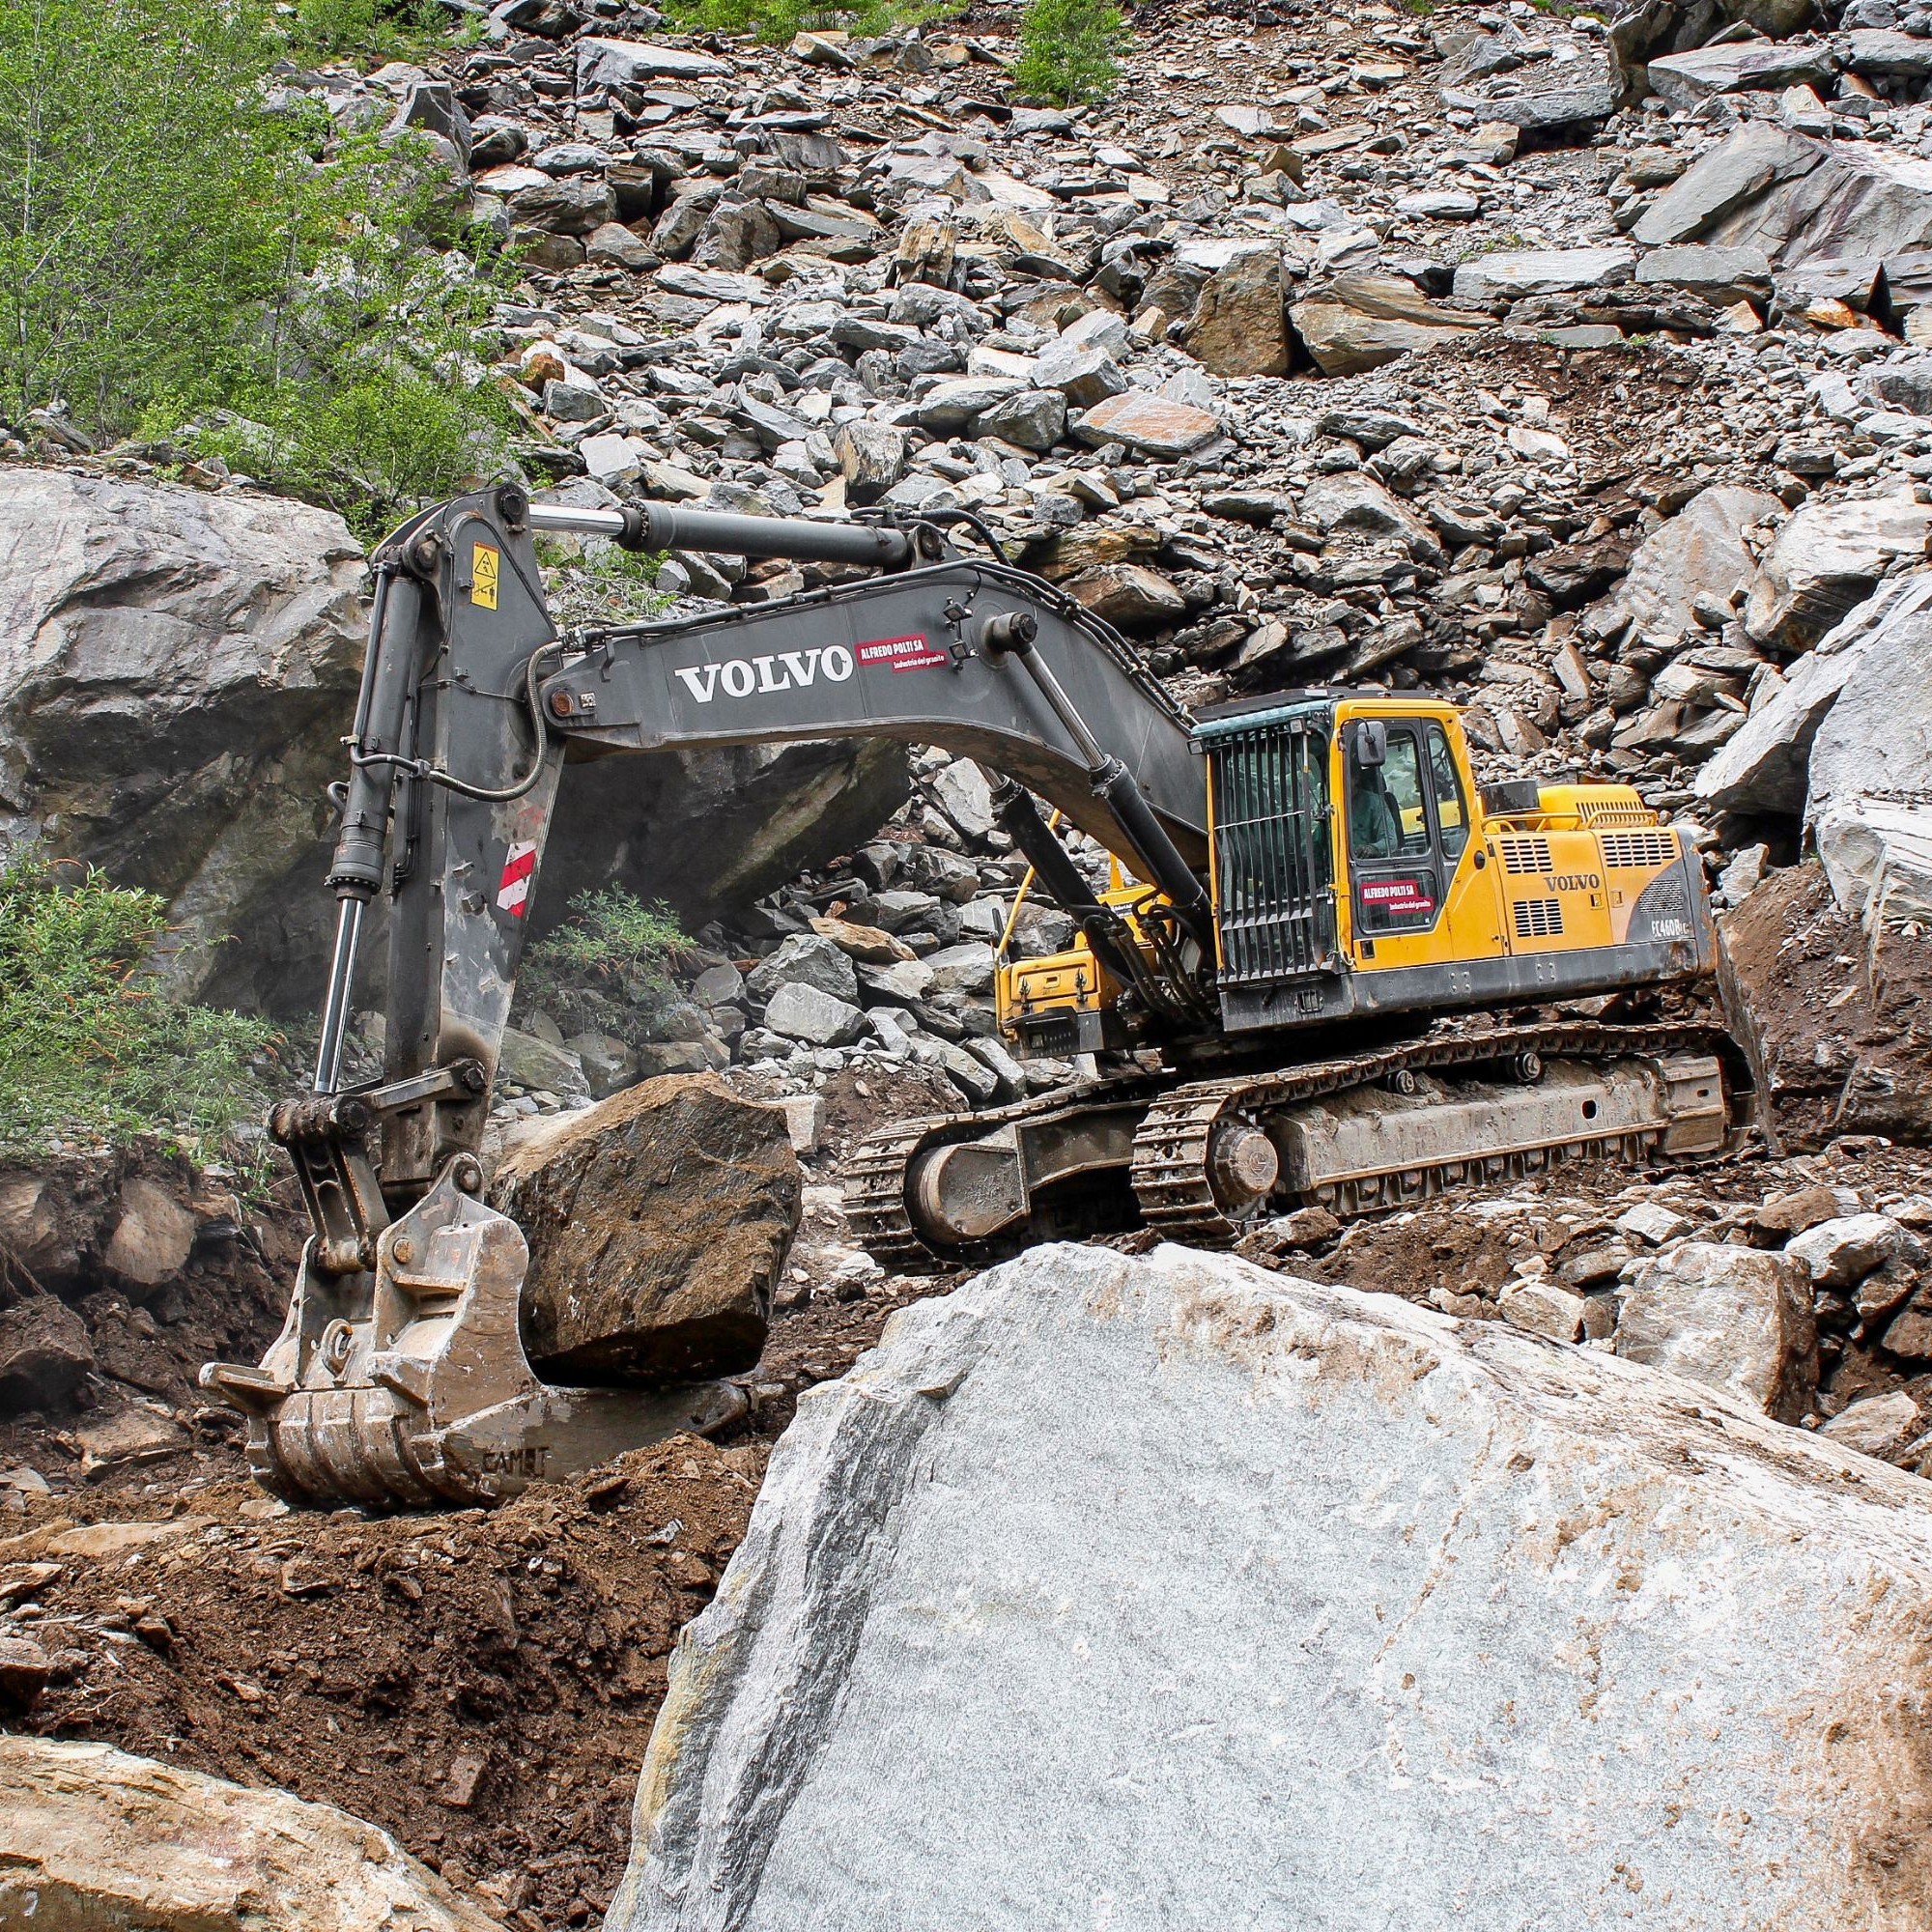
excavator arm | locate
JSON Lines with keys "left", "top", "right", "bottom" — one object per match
{"left": 319, "top": 485, "right": 1216, "bottom": 1208}
{"left": 202, "top": 483, "right": 1221, "bottom": 1505}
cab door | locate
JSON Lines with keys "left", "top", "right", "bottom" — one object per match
{"left": 1345, "top": 719, "right": 1445, "bottom": 952}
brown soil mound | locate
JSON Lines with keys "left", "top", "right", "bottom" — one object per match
{"left": 3, "top": 1441, "right": 766, "bottom": 1930}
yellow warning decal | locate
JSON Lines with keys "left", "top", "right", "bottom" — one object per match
{"left": 471, "top": 542, "right": 499, "bottom": 610}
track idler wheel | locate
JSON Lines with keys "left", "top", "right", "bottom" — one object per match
{"left": 1208, "top": 1122, "right": 1279, "bottom": 1216}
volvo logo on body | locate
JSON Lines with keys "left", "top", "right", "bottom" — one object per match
{"left": 1551, "top": 871, "right": 1603, "bottom": 893}
{"left": 672, "top": 645, "right": 855, "bottom": 703}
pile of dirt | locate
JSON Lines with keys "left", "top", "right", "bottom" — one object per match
{"left": 1, "top": 1441, "right": 766, "bottom": 1930}
{"left": 1719, "top": 863, "right": 1932, "bottom": 1152}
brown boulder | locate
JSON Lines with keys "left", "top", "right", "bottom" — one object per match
{"left": 1182, "top": 246, "right": 1290, "bottom": 377}
{"left": 489, "top": 1074, "right": 799, "bottom": 1384}
{"left": 0, "top": 1735, "right": 501, "bottom": 1931}
{"left": 1062, "top": 562, "right": 1189, "bottom": 630}
{"left": 0, "top": 1292, "right": 96, "bottom": 1414}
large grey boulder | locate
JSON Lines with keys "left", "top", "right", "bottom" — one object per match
{"left": 1807, "top": 577, "right": 1932, "bottom": 920}
{"left": 1450, "top": 245, "right": 1634, "bottom": 303}
{"left": 611, "top": 1243, "right": 1932, "bottom": 1932}
{"left": 1612, "top": 1239, "right": 1817, "bottom": 1421}
{"left": 1634, "top": 242, "right": 1774, "bottom": 306}
{"left": 0, "top": 468, "right": 368, "bottom": 1009}
{"left": 1814, "top": 797, "right": 1932, "bottom": 924}
{"left": 0, "top": 469, "right": 908, "bottom": 1017}
{"left": 1581, "top": 481, "right": 1778, "bottom": 648}
{"left": 1644, "top": 41, "right": 1833, "bottom": 110}
{"left": 1440, "top": 54, "right": 1615, "bottom": 130}
{"left": 1633, "top": 122, "right": 1932, "bottom": 266}
{"left": 763, "top": 980, "right": 867, "bottom": 1045}
{"left": 576, "top": 37, "right": 730, "bottom": 88}
{"left": 1744, "top": 493, "right": 1932, "bottom": 649}
{"left": 744, "top": 932, "right": 860, "bottom": 1006}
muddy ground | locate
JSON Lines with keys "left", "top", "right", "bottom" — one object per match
{"left": 11, "top": 1067, "right": 1932, "bottom": 1927}
{"left": 0, "top": 1066, "right": 970, "bottom": 1929}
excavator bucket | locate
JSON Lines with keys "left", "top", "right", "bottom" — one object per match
{"left": 203, "top": 1117, "right": 744, "bottom": 1508}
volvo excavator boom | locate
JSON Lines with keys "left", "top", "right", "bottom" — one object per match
{"left": 205, "top": 484, "right": 1747, "bottom": 1509}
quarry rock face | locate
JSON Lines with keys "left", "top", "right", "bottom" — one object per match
{"left": 0, "top": 1735, "right": 503, "bottom": 1932}
{"left": 487, "top": 1073, "right": 799, "bottom": 1383}
{"left": 0, "top": 467, "right": 368, "bottom": 1012}
{"left": 611, "top": 1242, "right": 1932, "bottom": 1932}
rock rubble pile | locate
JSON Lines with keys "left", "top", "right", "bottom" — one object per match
{"left": 186, "top": 0, "right": 1932, "bottom": 1125}
{"left": 12, "top": 0, "right": 1932, "bottom": 1128}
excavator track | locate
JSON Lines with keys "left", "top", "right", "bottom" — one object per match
{"left": 1128, "top": 1019, "right": 1742, "bottom": 1246}
{"left": 845, "top": 1021, "right": 1748, "bottom": 1271}
{"left": 842, "top": 1074, "right": 1163, "bottom": 1272}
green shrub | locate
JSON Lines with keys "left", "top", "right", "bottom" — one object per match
{"left": 0, "top": 0, "right": 504, "bottom": 534}
{"left": 1013, "top": 0, "right": 1126, "bottom": 104}
{"left": 0, "top": 858, "right": 278, "bottom": 1161}
{"left": 292, "top": 0, "right": 469, "bottom": 60}
{"left": 535, "top": 536, "right": 675, "bottom": 625}
{"left": 662, "top": 0, "right": 941, "bottom": 45}
{"left": 516, "top": 890, "right": 694, "bottom": 1049}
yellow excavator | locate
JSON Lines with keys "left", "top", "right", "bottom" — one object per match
{"left": 202, "top": 486, "right": 1747, "bottom": 1506}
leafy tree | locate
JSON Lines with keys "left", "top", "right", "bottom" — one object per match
{"left": 0, "top": 0, "right": 503, "bottom": 532}
{"left": 1013, "top": 0, "right": 1126, "bottom": 104}
{"left": 0, "top": 858, "right": 277, "bottom": 1160}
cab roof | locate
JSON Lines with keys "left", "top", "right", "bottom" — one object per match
{"left": 1190, "top": 689, "right": 1459, "bottom": 744}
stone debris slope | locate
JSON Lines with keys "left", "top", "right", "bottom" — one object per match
{"left": 24, "top": 0, "right": 1932, "bottom": 1132}
{"left": 611, "top": 1240, "right": 1932, "bottom": 1930}
{"left": 252, "top": 0, "right": 1932, "bottom": 1127}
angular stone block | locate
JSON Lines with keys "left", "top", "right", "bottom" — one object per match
{"left": 613, "top": 1244, "right": 1932, "bottom": 1931}
{"left": 489, "top": 1074, "right": 799, "bottom": 1383}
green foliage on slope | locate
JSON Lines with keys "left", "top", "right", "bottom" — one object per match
{"left": 1013, "top": 0, "right": 1126, "bottom": 104}
{"left": 0, "top": 859, "right": 277, "bottom": 1160}
{"left": 0, "top": 0, "right": 504, "bottom": 531}
{"left": 517, "top": 890, "right": 694, "bottom": 1050}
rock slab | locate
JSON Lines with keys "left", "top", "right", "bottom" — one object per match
{"left": 488, "top": 1074, "right": 799, "bottom": 1382}
{"left": 0, "top": 1734, "right": 501, "bottom": 1931}
{"left": 611, "top": 1242, "right": 1932, "bottom": 1931}
{"left": 1613, "top": 1238, "right": 1817, "bottom": 1420}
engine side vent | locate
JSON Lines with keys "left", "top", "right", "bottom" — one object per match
{"left": 1600, "top": 830, "right": 1677, "bottom": 870}
{"left": 1513, "top": 897, "right": 1564, "bottom": 940}
{"left": 1498, "top": 836, "right": 1553, "bottom": 875}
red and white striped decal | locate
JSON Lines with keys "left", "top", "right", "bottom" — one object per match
{"left": 496, "top": 841, "right": 537, "bottom": 917}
